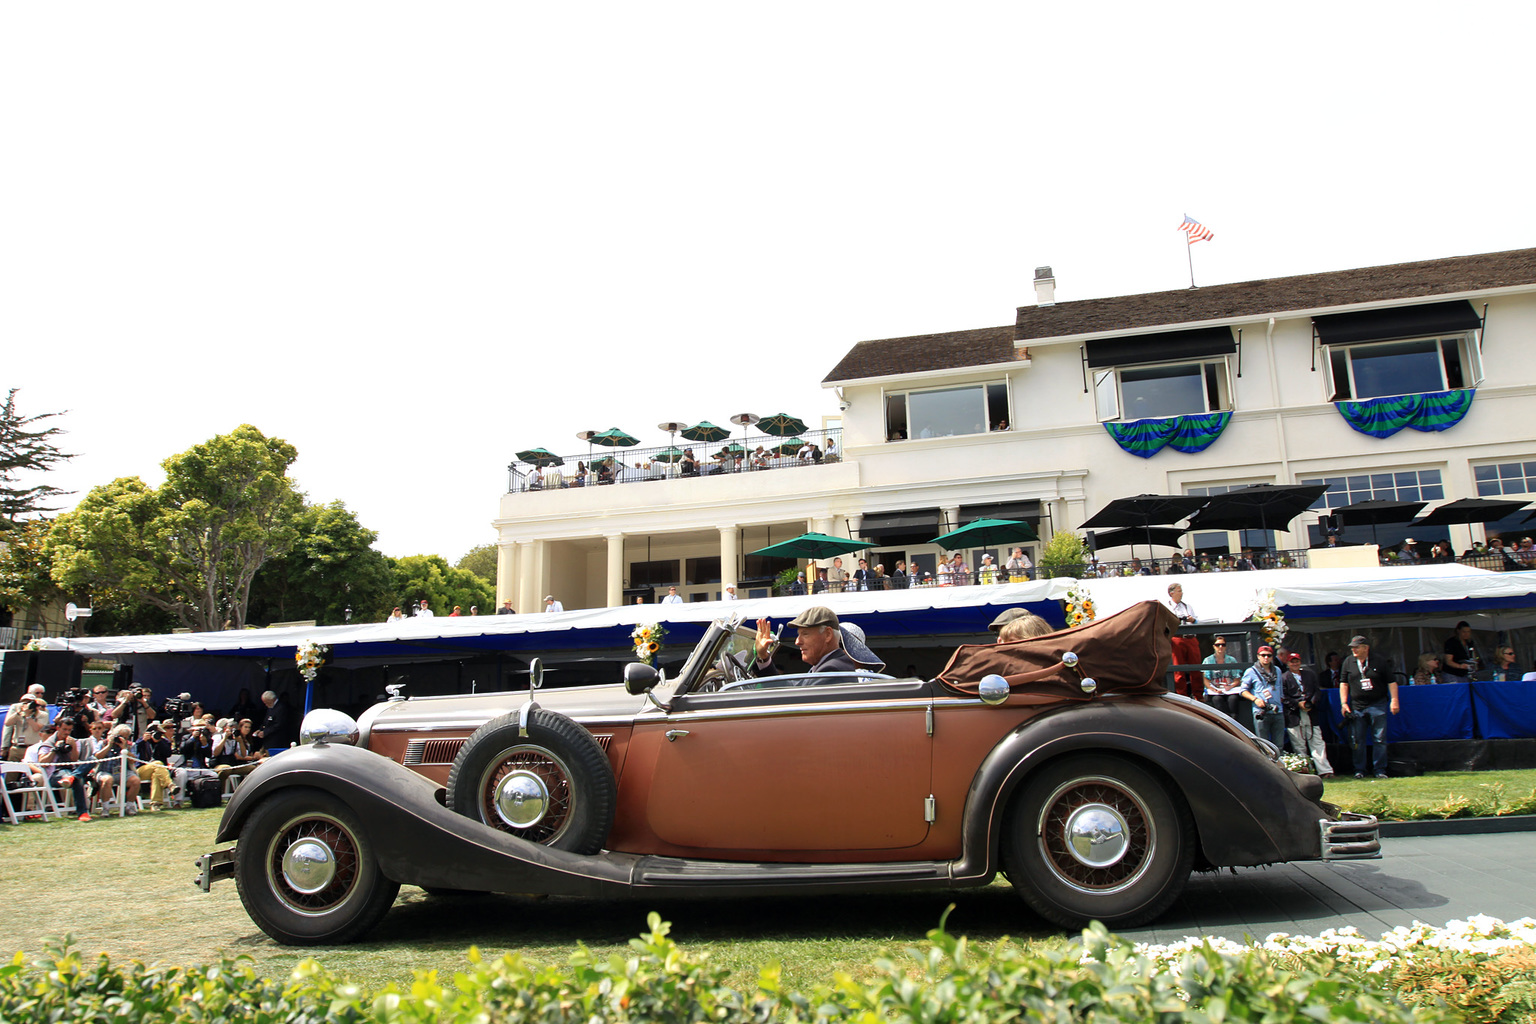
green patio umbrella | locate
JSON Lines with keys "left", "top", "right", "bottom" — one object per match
{"left": 748, "top": 532, "right": 870, "bottom": 559}
{"left": 712, "top": 443, "right": 747, "bottom": 458}
{"left": 681, "top": 421, "right": 730, "bottom": 443}
{"left": 773, "top": 437, "right": 807, "bottom": 455}
{"left": 592, "top": 427, "right": 640, "bottom": 449}
{"left": 929, "top": 517, "right": 1038, "bottom": 547}
{"left": 515, "top": 448, "right": 564, "bottom": 467}
{"left": 759, "top": 412, "right": 809, "bottom": 436}
{"left": 652, "top": 447, "right": 686, "bottom": 463}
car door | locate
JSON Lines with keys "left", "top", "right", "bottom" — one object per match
{"left": 636, "top": 677, "right": 935, "bottom": 854}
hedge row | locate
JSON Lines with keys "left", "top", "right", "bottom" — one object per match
{"left": 0, "top": 913, "right": 1460, "bottom": 1024}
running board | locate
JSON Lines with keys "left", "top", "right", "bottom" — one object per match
{"left": 633, "top": 857, "right": 955, "bottom": 887}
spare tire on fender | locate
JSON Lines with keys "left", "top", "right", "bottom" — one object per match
{"left": 445, "top": 707, "right": 616, "bottom": 854}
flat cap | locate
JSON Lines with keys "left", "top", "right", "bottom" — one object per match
{"left": 988, "top": 607, "right": 1032, "bottom": 632}
{"left": 788, "top": 605, "right": 839, "bottom": 629}
{"left": 1349, "top": 634, "right": 1369, "bottom": 646}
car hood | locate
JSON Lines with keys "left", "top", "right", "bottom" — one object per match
{"left": 362, "top": 681, "right": 648, "bottom": 735}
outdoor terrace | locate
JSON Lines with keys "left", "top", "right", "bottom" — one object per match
{"left": 505, "top": 426, "right": 843, "bottom": 493}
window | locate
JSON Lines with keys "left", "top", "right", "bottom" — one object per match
{"left": 1185, "top": 482, "right": 1273, "bottom": 551}
{"left": 685, "top": 556, "right": 721, "bottom": 585}
{"left": 1300, "top": 470, "right": 1445, "bottom": 510}
{"left": 885, "top": 382, "right": 1009, "bottom": 441}
{"left": 1474, "top": 460, "right": 1536, "bottom": 497}
{"left": 1324, "top": 333, "right": 1483, "bottom": 401}
{"left": 629, "top": 559, "right": 680, "bottom": 587}
{"left": 1095, "top": 358, "right": 1231, "bottom": 422}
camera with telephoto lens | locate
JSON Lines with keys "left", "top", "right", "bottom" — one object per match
{"left": 161, "top": 696, "right": 195, "bottom": 721}
{"left": 1341, "top": 709, "right": 1361, "bottom": 724}
{"left": 58, "top": 686, "right": 89, "bottom": 708}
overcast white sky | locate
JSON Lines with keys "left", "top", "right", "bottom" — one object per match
{"left": 4, "top": 3, "right": 1533, "bottom": 562}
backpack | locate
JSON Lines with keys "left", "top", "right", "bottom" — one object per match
{"left": 188, "top": 776, "right": 224, "bottom": 808}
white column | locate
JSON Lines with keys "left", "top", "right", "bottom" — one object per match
{"left": 518, "top": 541, "right": 540, "bottom": 614}
{"left": 606, "top": 534, "right": 625, "bottom": 608}
{"left": 939, "top": 506, "right": 961, "bottom": 544}
{"left": 719, "top": 525, "right": 739, "bottom": 593}
{"left": 495, "top": 542, "right": 518, "bottom": 610}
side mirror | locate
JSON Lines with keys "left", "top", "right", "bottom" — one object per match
{"left": 529, "top": 657, "right": 544, "bottom": 691}
{"left": 624, "top": 662, "right": 660, "bottom": 695}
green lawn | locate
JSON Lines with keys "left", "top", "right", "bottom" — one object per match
{"left": 4, "top": 769, "right": 1532, "bottom": 991}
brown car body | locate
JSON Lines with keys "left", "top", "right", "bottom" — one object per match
{"left": 203, "top": 601, "right": 1380, "bottom": 945}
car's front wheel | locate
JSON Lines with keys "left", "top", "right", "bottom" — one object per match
{"left": 233, "top": 788, "right": 400, "bottom": 945}
{"left": 445, "top": 708, "right": 616, "bottom": 854}
{"left": 1002, "top": 754, "right": 1193, "bottom": 929}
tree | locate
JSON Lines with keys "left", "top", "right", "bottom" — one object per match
{"left": 247, "top": 501, "right": 395, "bottom": 626}
{"left": 392, "top": 554, "right": 495, "bottom": 616}
{"left": 47, "top": 425, "right": 303, "bottom": 631}
{"left": 1038, "top": 530, "right": 1091, "bottom": 578}
{"left": 0, "top": 388, "right": 75, "bottom": 530}
{"left": 455, "top": 543, "right": 498, "bottom": 585}
{"left": 0, "top": 518, "right": 64, "bottom": 611}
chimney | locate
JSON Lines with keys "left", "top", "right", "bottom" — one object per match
{"left": 1033, "top": 266, "right": 1056, "bottom": 306}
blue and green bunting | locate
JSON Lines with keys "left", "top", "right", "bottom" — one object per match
{"left": 1103, "top": 412, "right": 1231, "bottom": 458}
{"left": 1335, "top": 389, "right": 1475, "bottom": 439}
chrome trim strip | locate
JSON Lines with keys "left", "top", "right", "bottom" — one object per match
{"left": 659, "top": 698, "right": 939, "bottom": 721}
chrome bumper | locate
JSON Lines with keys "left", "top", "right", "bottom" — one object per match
{"left": 1320, "top": 812, "right": 1381, "bottom": 860}
{"left": 195, "top": 848, "right": 235, "bottom": 892}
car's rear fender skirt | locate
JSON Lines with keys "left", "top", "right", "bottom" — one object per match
{"left": 954, "top": 702, "right": 1326, "bottom": 880}
{"left": 215, "top": 744, "right": 640, "bottom": 897}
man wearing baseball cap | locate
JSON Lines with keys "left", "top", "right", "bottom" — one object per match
{"left": 752, "top": 606, "right": 885, "bottom": 676}
{"left": 1240, "top": 645, "right": 1286, "bottom": 747}
{"left": 1283, "top": 652, "right": 1334, "bottom": 777}
{"left": 1339, "top": 634, "right": 1398, "bottom": 778}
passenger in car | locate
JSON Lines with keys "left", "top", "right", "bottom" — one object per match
{"left": 752, "top": 606, "right": 886, "bottom": 675}
{"left": 988, "top": 607, "right": 1052, "bottom": 642}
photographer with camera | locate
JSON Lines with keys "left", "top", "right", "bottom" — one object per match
{"left": 54, "top": 686, "right": 97, "bottom": 733}
{"left": 1239, "top": 646, "right": 1287, "bottom": 748}
{"left": 133, "top": 722, "right": 178, "bottom": 808}
{"left": 112, "top": 687, "right": 156, "bottom": 739}
{"left": 29, "top": 716, "right": 92, "bottom": 821}
{"left": 1340, "top": 634, "right": 1399, "bottom": 778}
{"left": 87, "top": 724, "right": 142, "bottom": 813}
{"left": 4, "top": 685, "right": 51, "bottom": 761}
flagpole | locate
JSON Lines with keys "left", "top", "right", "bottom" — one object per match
{"left": 1186, "top": 240, "right": 1196, "bottom": 289}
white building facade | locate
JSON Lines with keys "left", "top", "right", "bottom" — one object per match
{"left": 494, "top": 248, "right": 1536, "bottom": 611}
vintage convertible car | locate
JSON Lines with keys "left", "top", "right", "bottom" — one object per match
{"left": 197, "top": 601, "right": 1379, "bottom": 945}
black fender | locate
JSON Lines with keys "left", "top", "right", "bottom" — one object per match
{"left": 952, "top": 698, "right": 1328, "bottom": 882}
{"left": 215, "top": 743, "right": 642, "bottom": 897}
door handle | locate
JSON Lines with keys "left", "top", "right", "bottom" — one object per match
{"left": 665, "top": 729, "right": 690, "bottom": 742}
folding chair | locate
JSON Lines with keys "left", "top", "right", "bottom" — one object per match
{"left": 2, "top": 761, "right": 63, "bottom": 823}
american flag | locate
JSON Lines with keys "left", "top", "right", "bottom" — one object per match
{"left": 1178, "top": 214, "right": 1213, "bottom": 244}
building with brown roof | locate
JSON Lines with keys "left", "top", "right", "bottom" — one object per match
{"left": 494, "top": 247, "right": 1536, "bottom": 610}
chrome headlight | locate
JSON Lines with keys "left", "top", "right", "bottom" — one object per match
{"left": 978, "top": 674, "right": 1011, "bottom": 705}
{"left": 299, "top": 708, "right": 360, "bottom": 747}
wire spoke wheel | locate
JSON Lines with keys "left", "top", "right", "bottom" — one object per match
{"left": 265, "top": 813, "right": 362, "bottom": 914}
{"left": 1037, "top": 778, "right": 1153, "bottom": 893}
{"left": 477, "top": 745, "right": 576, "bottom": 845}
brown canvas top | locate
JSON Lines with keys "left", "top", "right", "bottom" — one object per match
{"left": 937, "top": 601, "right": 1176, "bottom": 701}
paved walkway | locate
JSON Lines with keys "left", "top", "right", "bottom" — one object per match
{"left": 1120, "top": 831, "right": 1536, "bottom": 945}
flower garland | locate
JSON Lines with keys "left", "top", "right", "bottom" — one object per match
{"left": 1064, "top": 581, "right": 1096, "bottom": 627}
{"left": 631, "top": 622, "right": 667, "bottom": 666}
{"left": 1248, "top": 589, "right": 1287, "bottom": 647}
{"left": 295, "top": 639, "right": 329, "bottom": 682}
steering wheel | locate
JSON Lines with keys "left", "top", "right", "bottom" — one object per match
{"left": 716, "top": 652, "right": 748, "bottom": 686}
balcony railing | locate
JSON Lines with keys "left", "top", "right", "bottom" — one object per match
{"left": 507, "top": 427, "right": 844, "bottom": 493}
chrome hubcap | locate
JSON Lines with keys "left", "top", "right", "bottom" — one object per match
{"left": 281, "top": 838, "right": 337, "bottom": 894}
{"left": 1061, "top": 802, "right": 1128, "bottom": 869}
{"left": 494, "top": 769, "right": 549, "bottom": 828}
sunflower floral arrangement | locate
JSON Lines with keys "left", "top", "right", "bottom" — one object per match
{"left": 295, "top": 639, "right": 329, "bottom": 682}
{"left": 1064, "top": 581, "right": 1096, "bottom": 627}
{"left": 1248, "top": 588, "right": 1288, "bottom": 647}
{"left": 631, "top": 622, "right": 667, "bottom": 666}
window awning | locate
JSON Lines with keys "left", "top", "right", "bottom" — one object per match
{"left": 1313, "top": 300, "right": 1483, "bottom": 346}
{"left": 959, "top": 500, "right": 1041, "bottom": 523}
{"left": 860, "top": 509, "right": 940, "bottom": 542}
{"left": 1084, "top": 326, "right": 1236, "bottom": 368}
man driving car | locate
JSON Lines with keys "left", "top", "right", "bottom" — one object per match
{"left": 751, "top": 606, "right": 885, "bottom": 675}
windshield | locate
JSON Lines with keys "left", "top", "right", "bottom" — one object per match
{"left": 672, "top": 616, "right": 753, "bottom": 695}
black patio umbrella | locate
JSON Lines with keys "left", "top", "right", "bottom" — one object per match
{"left": 1335, "top": 499, "right": 1427, "bottom": 545}
{"left": 1090, "top": 527, "right": 1187, "bottom": 551}
{"left": 1411, "top": 498, "right": 1531, "bottom": 528}
{"left": 1082, "top": 494, "right": 1209, "bottom": 563}
{"left": 1182, "top": 483, "right": 1329, "bottom": 538}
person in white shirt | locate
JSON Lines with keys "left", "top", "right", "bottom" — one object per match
{"left": 544, "top": 595, "right": 564, "bottom": 613}
{"left": 1165, "top": 582, "right": 1197, "bottom": 625}
{"left": 1005, "top": 547, "right": 1033, "bottom": 581}
{"left": 722, "top": 586, "right": 738, "bottom": 601}
{"left": 413, "top": 599, "right": 434, "bottom": 618}
{"left": 661, "top": 586, "right": 683, "bottom": 604}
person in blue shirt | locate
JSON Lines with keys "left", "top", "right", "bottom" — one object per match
{"left": 1240, "top": 645, "right": 1286, "bottom": 747}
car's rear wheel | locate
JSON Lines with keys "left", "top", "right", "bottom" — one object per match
{"left": 445, "top": 708, "right": 616, "bottom": 854}
{"left": 234, "top": 787, "right": 400, "bottom": 945}
{"left": 1002, "top": 754, "right": 1193, "bottom": 929}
